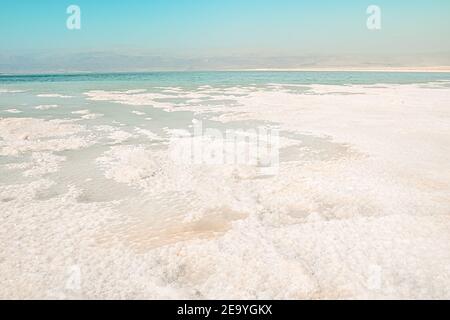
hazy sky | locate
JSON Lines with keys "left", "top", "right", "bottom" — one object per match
{"left": 1, "top": 0, "right": 449, "bottom": 72}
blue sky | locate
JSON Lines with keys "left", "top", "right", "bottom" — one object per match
{"left": 1, "top": 0, "right": 449, "bottom": 72}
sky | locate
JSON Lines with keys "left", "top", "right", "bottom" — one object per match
{"left": 1, "top": 0, "right": 449, "bottom": 73}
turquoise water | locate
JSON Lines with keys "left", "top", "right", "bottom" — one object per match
{"left": 1, "top": 72, "right": 448, "bottom": 116}
{"left": 1, "top": 71, "right": 449, "bottom": 143}
{"left": 1, "top": 71, "right": 450, "bottom": 87}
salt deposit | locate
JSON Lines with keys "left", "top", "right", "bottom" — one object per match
{"left": 1, "top": 82, "right": 449, "bottom": 299}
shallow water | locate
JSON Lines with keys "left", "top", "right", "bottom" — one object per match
{"left": 1, "top": 72, "right": 450, "bottom": 299}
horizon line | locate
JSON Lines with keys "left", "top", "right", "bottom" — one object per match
{"left": 2, "top": 66, "right": 450, "bottom": 76}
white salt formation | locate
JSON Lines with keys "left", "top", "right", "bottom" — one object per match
{"left": 0, "top": 82, "right": 449, "bottom": 299}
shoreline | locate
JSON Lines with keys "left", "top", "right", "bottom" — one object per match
{"left": 1, "top": 67, "right": 450, "bottom": 76}
{"left": 235, "top": 66, "right": 450, "bottom": 73}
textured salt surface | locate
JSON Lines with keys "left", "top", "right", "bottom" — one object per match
{"left": 0, "top": 82, "right": 449, "bottom": 299}
{"left": 37, "top": 93, "right": 73, "bottom": 98}
{"left": 35, "top": 105, "right": 59, "bottom": 110}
